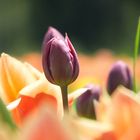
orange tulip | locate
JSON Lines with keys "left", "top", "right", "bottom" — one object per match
{"left": 0, "top": 53, "right": 41, "bottom": 103}
{"left": 73, "top": 87, "right": 140, "bottom": 140}
{"left": 95, "top": 87, "right": 140, "bottom": 140}
{"left": 94, "top": 88, "right": 140, "bottom": 140}
{"left": 21, "top": 107, "right": 77, "bottom": 140}
{"left": 0, "top": 53, "right": 62, "bottom": 124}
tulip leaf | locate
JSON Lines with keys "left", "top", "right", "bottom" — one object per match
{"left": 0, "top": 98, "right": 17, "bottom": 130}
{"left": 133, "top": 18, "right": 140, "bottom": 92}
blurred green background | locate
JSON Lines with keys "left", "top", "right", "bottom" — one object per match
{"left": 0, "top": 0, "right": 139, "bottom": 55}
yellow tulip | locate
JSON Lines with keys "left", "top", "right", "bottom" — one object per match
{"left": 0, "top": 53, "right": 41, "bottom": 103}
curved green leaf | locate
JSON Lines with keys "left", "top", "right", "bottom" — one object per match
{"left": 133, "top": 18, "right": 140, "bottom": 92}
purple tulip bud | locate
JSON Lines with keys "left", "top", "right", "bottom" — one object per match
{"left": 42, "top": 26, "right": 64, "bottom": 46}
{"left": 76, "top": 84, "right": 101, "bottom": 119}
{"left": 107, "top": 61, "right": 133, "bottom": 95}
{"left": 42, "top": 31, "right": 79, "bottom": 87}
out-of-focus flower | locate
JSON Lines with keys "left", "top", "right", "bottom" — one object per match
{"left": 76, "top": 84, "right": 101, "bottom": 119}
{"left": 42, "top": 29, "right": 79, "bottom": 86}
{"left": 21, "top": 107, "right": 77, "bottom": 140}
{"left": 95, "top": 87, "right": 140, "bottom": 139}
{"left": 8, "top": 75, "right": 64, "bottom": 124}
{"left": 72, "top": 87, "right": 140, "bottom": 140}
{"left": 0, "top": 53, "right": 41, "bottom": 103}
{"left": 0, "top": 53, "right": 63, "bottom": 124}
{"left": 107, "top": 61, "right": 133, "bottom": 95}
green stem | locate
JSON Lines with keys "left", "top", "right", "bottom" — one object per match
{"left": 60, "top": 86, "right": 69, "bottom": 112}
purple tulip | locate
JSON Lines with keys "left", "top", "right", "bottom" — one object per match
{"left": 107, "top": 61, "right": 133, "bottom": 95}
{"left": 76, "top": 84, "right": 101, "bottom": 119}
{"left": 42, "top": 26, "right": 64, "bottom": 46}
{"left": 42, "top": 31, "right": 79, "bottom": 87}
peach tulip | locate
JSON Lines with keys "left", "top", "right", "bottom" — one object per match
{"left": 73, "top": 87, "right": 140, "bottom": 140}
{"left": 21, "top": 107, "right": 77, "bottom": 140}
{"left": 0, "top": 53, "right": 62, "bottom": 124}
{"left": 0, "top": 53, "right": 41, "bottom": 103}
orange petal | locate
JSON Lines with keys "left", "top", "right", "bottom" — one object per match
{"left": 0, "top": 53, "right": 40, "bottom": 103}
{"left": 96, "top": 131, "right": 117, "bottom": 140}
{"left": 72, "top": 118, "right": 114, "bottom": 140}
{"left": 8, "top": 76, "right": 63, "bottom": 124}
{"left": 19, "top": 76, "right": 63, "bottom": 118}
{"left": 22, "top": 108, "right": 74, "bottom": 140}
{"left": 95, "top": 86, "right": 140, "bottom": 139}
{"left": 109, "top": 87, "right": 140, "bottom": 138}
{"left": 11, "top": 93, "right": 57, "bottom": 124}
{"left": 97, "top": 87, "right": 140, "bottom": 139}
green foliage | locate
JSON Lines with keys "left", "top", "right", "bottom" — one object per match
{"left": 133, "top": 18, "right": 140, "bottom": 92}
{"left": 0, "top": 98, "right": 17, "bottom": 130}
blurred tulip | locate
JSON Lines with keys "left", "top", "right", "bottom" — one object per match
{"left": 7, "top": 75, "right": 64, "bottom": 125}
{"left": 42, "top": 34, "right": 79, "bottom": 86}
{"left": 21, "top": 108, "right": 77, "bottom": 140}
{"left": 107, "top": 61, "right": 133, "bottom": 95}
{"left": 0, "top": 53, "right": 41, "bottom": 103}
{"left": 76, "top": 84, "right": 101, "bottom": 119}
{"left": 95, "top": 87, "right": 140, "bottom": 140}
{"left": 72, "top": 87, "right": 140, "bottom": 140}
{"left": 42, "top": 26, "right": 64, "bottom": 46}
{"left": 0, "top": 53, "right": 66, "bottom": 124}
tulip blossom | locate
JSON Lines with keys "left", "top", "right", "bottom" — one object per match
{"left": 0, "top": 53, "right": 61, "bottom": 124}
{"left": 21, "top": 107, "right": 77, "bottom": 140}
{"left": 42, "top": 27, "right": 79, "bottom": 111}
{"left": 94, "top": 86, "right": 140, "bottom": 140}
{"left": 107, "top": 61, "right": 133, "bottom": 95}
{"left": 0, "top": 53, "right": 41, "bottom": 103}
{"left": 8, "top": 75, "right": 64, "bottom": 124}
{"left": 76, "top": 84, "right": 101, "bottom": 119}
{"left": 72, "top": 87, "right": 140, "bottom": 140}
{"left": 42, "top": 34, "right": 79, "bottom": 86}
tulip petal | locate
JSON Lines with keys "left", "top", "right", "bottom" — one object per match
{"left": 110, "top": 87, "right": 140, "bottom": 139}
{"left": 96, "top": 86, "right": 140, "bottom": 139}
{"left": 72, "top": 118, "right": 113, "bottom": 140}
{"left": 0, "top": 53, "right": 38, "bottom": 103}
{"left": 22, "top": 108, "right": 75, "bottom": 140}
{"left": 42, "top": 26, "right": 64, "bottom": 46}
{"left": 49, "top": 39, "right": 74, "bottom": 85}
{"left": 19, "top": 76, "right": 63, "bottom": 119}
{"left": 24, "top": 62, "right": 42, "bottom": 79}
{"left": 65, "top": 34, "right": 79, "bottom": 82}
{"left": 42, "top": 39, "right": 56, "bottom": 84}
